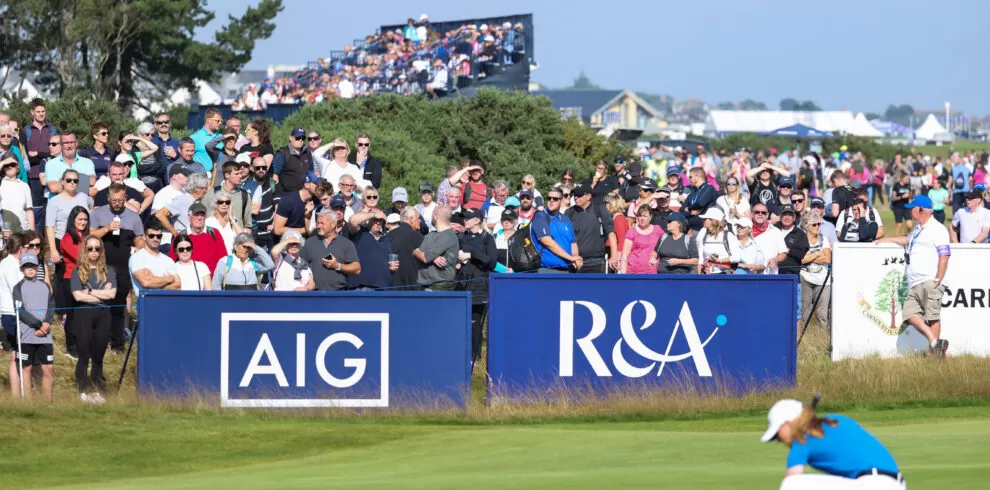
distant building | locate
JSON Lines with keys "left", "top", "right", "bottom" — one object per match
{"left": 533, "top": 89, "right": 665, "bottom": 132}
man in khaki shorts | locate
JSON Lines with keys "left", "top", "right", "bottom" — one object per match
{"left": 877, "top": 195, "right": 951, "bottom": 357}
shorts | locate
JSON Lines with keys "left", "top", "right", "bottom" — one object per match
{"left": 11, "top": 343, "right": 54, "bottom": 366}
{"left": 902, "top": 280, "right": 943, "bottom": 323}
{"left": 892, "top": 207, "right": 910, "bottom": 223}
{"left": 933, "top": 209, "right": 946, "bottom": 223}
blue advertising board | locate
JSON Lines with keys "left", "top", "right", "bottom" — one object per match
{"left": 487, "top": 275, "right": 798, "bottom": 400}
{"left": 138, "top": 291, "right": 472, "bottom": 409}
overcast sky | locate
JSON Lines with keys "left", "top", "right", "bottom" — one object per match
{"left": 207, "top": 0, "right": 990, "bottom": 115}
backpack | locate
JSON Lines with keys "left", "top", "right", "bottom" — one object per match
{"left": 221, "top": 255, "right": 264, "bottom": 290}
{"left": 506, "top": 220, "right": 541, "bottom": 272}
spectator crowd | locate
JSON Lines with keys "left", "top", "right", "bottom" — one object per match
{"left": 231, "top": 13, "right": 527, "bottom": 108}
{"left": 1, "top": 97, "right": 989, "bottom": 402}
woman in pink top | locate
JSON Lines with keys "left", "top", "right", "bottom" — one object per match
{"left": 619, "top": 204, "right": 664, "bottom": 274}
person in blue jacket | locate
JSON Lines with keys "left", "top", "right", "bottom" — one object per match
{"left": 761, "top": 397, "right": 905, "bottom": 489}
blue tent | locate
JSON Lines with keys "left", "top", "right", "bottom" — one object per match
{"left": 761, "top": 124, "right": 837, "bottom": 139}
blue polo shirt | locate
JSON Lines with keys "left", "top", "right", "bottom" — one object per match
{"left": 345, "top": 227, "right": 393, "bottom": 289}
{"left": 190, "top": 127, "right": 218, "bottom": 173}
{"left": 152, "top": 134, "right": 180, "bottom": 163}
{"left": 44, "top": 155, "right": 96, "bottom": 198}
{"left": 531, "top": 209, "right": 575, "bottom": 269}
{"left": 275, "top": 190, "right": 308, "bottom": 229}
{"left": 786, "top": 414, "right": 899, "bottom": 478}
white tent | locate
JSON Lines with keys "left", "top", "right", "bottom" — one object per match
{"left": 708, "top": 110, "right": 856, "bottom": 135}
{"left": 914, "top": 114, "right": 954, "bottom": 142}
{"left": 848, "top": 113, "right": 884, "bottom": 137}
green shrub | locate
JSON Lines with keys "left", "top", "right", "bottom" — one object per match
{"left": 2, "top": 92, "right": 138, "bottom": 145}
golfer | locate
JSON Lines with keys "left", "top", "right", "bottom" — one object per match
{"left": 761, "top": 398, "right": 905, "bottom": 489}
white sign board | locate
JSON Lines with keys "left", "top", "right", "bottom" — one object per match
{"left": 831, "top": 243, "right": 990, "bottom": 360}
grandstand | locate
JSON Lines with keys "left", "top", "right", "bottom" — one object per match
{"left": 231, "top": 13, "right": 534, "bottom": 108}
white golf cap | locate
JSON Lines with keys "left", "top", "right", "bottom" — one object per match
{"left": 761, "top": 399, "right": 804, "bottom": 442}
{"left": 733, "top": 217, "right": 753, "bottom": 228}
{"left": 698, "top": 207, "right": 724, "bottom": 222}
{"left": 114, "top": 153, "right": 133, "bottom": 164}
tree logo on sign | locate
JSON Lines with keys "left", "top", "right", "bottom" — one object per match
{"left": 857, "top": 269, "right": 909, "bottom": 336}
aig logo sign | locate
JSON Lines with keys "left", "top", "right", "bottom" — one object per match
{"left": 220, "top": 313, "right": 388, "bottom": 408}
{"left": 560, "top": 300, "right": 724, "bottom": 378}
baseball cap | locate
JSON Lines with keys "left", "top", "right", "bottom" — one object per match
{"left": 572, "top": 184, "right": 589, "bottom": 198}
{"left": 666, "top": 166, "right": 681, "bottom": 176}
{"left": 761, "top": 399, "right": 804, "bottom": 442}
{"left": 778, "top": 177, "right": 795, "bottom": 187}
{"left": 462, "top": 208, "right": 483, "bottom": 221}
{"left": 504, "top": 196, "right": 520, "bottom": 208}
{"left": 329, "top": 195, "right": 347, "bottom": 209}
{"left": 810, "top": 197, "right": 826, "bottom": 208}
{"left": 419, "top": 181, "right": 434, "bottom": 193}
{"left": 279, "top": 230, "right": 303, "bottom": 245}
{"left": 628, "top": 162, "right": 643, "bottom": 176}
{"left": 638, "top": 178, "right": 657, "bottom": 191}
{"left": 614, "top": 155, "right": 626, "bottom": 164}
{"left": 19, "top": 252, "right": 39, "bottom": 268}
{"left": 188, "top": 203, "right": 208, "bottom": 215}
{"left": 519, "top": 188, "right": 534, "bottom": 198}
{"left": 667, "top": 211, "right": 688, "bottom": 228}
{"left": 114, "top": 153, "right": 134, "bottom": 164}
{"left": 699, "top": 208, "right": 724, "bottom": 221}
{"left": 290, "top": 127, "right": 306, "bottom": 138}
{"left": 779, "top": 205, "right": 797, "bottom": 216}
{"left": 392, "top": 187, "right": 409, "bottom": 203}
{"left": 965, "top": 190, "right": 983, "bottom": 200}
{"left": 386, "top": 213, "right": 401, "bottom": 224}
{"left": 904, "top": 195, "right": 933, "bottom": 210}
{"left": 733, "top": 217, "right": 753, "bottom": 228}
{"left": 501, "top": 209, "right": 518, "bottom": 221}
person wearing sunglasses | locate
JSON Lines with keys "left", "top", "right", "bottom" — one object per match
{"left": 190, "top": 108, "right": 223, "bottom": 175}
{"left": 272, "top": 127, "right": 317, "bottom": 196}
{"left": 0, "top": 123, "right": 27, "bottom": 184}
{"left": 346, "top": 133, "right": 382, "bottom": 189}
{"left": 78, "top": 122, "right": 113, "bottom": 177}
{"left": 44, "top": 169, "right": 91, "bottom": 264}
{"left": 170, "top": 234, "right": 211, "bottom": 291}
{"left": 43, "top": 130, "right": 96, "bottom": 199}
{"left": 69, "top": 235, "right": 116, "bottom": 403}
{"left": 128, "top": 220, "right": 181, "bottom": 299}
{"left": 90, "top": 182, "right": 145, "bottom": 353}
{"left": 150, "top": 111, "right": 180, "bottom": 164}
{"left": 1, "top": 151, "right": 34, "bottom": 232}
{"left": 798, "top": 213, "right": 831, "bottom": 332}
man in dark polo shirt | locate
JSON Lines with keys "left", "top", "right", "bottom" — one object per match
{"left": 388, "top": 207, "right": 424, "bottom": 289}
{"left": 301, "top": 209, "right": 360, "bottom": 290}
{"left": 89, "top": 183, "right": 145, "bottom": 352}
{"left": 274, "top": 187, "right": 314, "bottom": 239}
{"left": 565, "top": 184, "right": 616, "bottom": 273}
{"left": 345, "top": 208, "right": 394, "bottom": 290}
{"left": 272, "top": 127, "right": 316, "bottom": 196}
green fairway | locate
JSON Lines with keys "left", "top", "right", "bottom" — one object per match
{"left": 0, "top": 405, "right": 981, "bottom": 490}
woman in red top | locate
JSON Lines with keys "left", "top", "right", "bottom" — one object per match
{"left": 59, "top": 206, "right": 90, "bottom": 281}
{"left": 58, "top": 205, "right": 90, "bottom": 359}
{"left": 606, "top": 194, "right": 628, "bottom": 271}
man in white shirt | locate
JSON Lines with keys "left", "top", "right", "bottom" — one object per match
{"left": 128, "top": 221, "right": 181, "bottom": 297}
{"left": 876, "top": 196, "right": 952, "bottom": 357}
{"left": 750, "top": 202, "right": 785, "bottom": 274}
{"left": 337, "top": 75, "right": 355, "bottom": 99}
{"left": 950, "top": 190, "right": 990, "bottom": 244}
